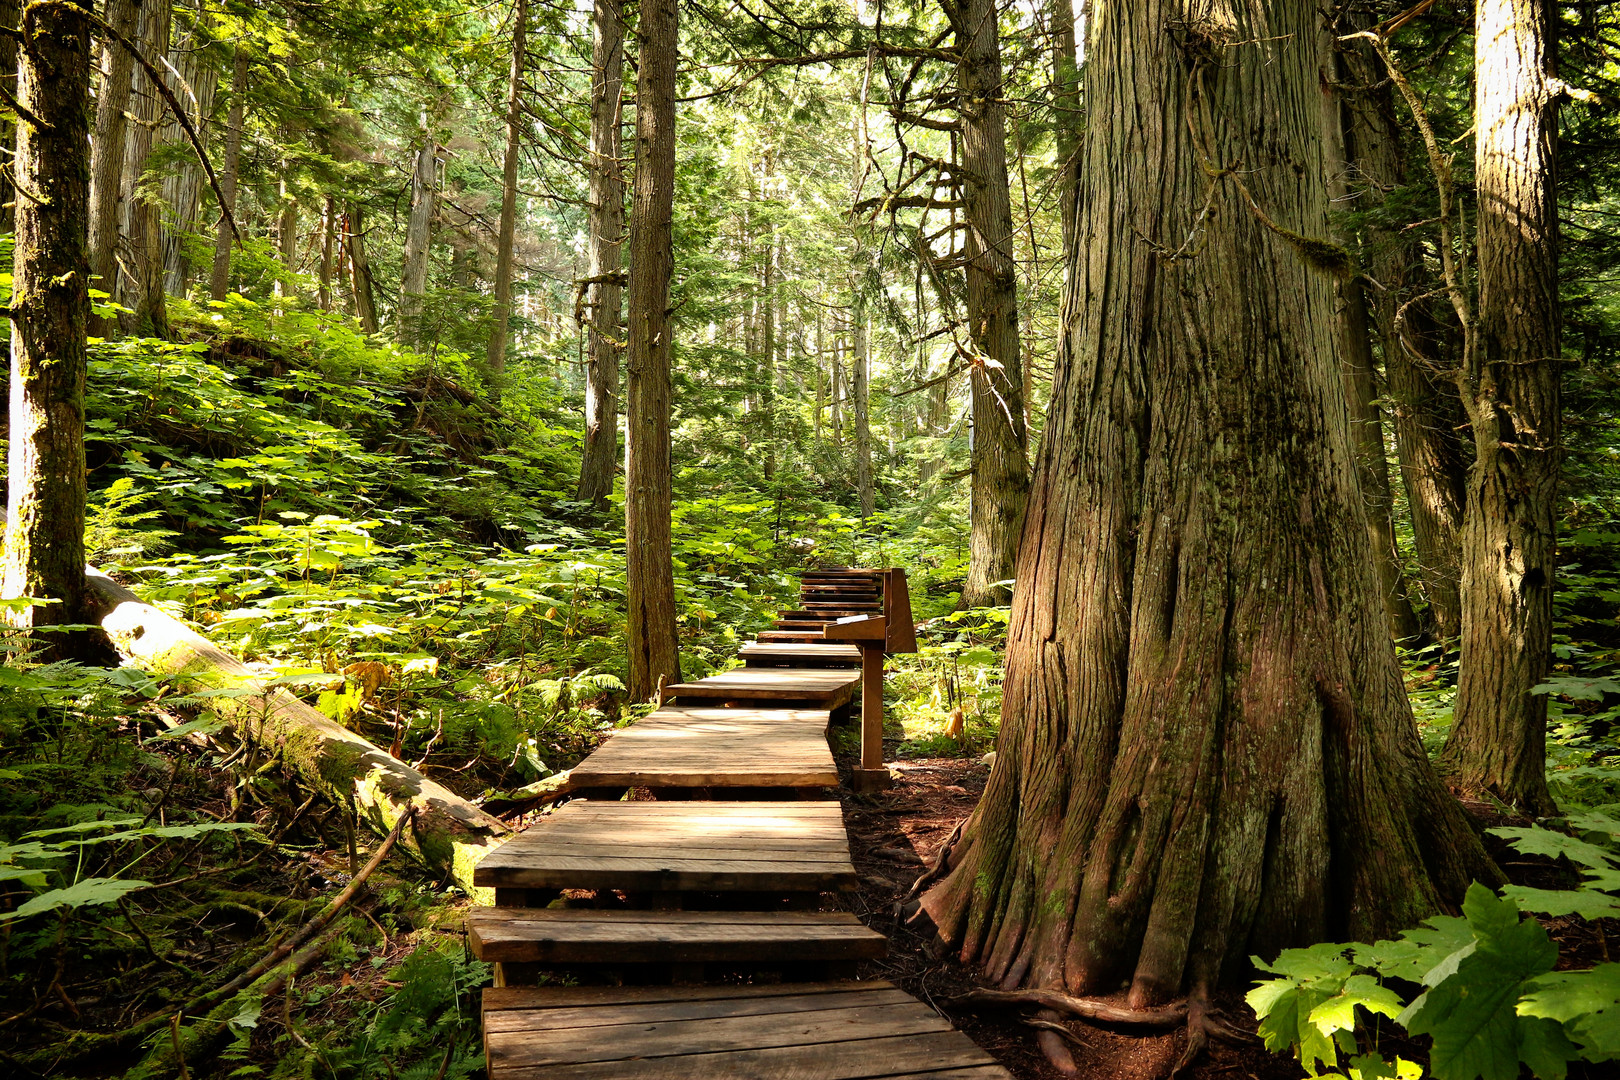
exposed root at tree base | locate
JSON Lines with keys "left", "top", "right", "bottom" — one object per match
{"left": 953, "top": 988, "right": 1259, "bottom": 1079}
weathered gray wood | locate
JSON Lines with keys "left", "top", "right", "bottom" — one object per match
{"left": 82, "top": 570, "right": 506, "bottom": 897}
{"left": 468, "top": 908, "right": 886, "bottom": 964}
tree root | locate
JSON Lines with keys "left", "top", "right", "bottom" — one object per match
{"left": 954, "top": 986, "right": 1258, "bottom": 1078}
{"left": 949, "top": 987, "right": 1189, "bottom": 1027}
{"left": 903, "top": 815, "right": 967, "bottom": 903}
{"left": 1030, "top": 1010, "right": 1080, "bottom": 1074}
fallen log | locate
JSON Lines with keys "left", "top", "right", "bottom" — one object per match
{"left": 83, "top": 569, "right": 508, "bottom": 898}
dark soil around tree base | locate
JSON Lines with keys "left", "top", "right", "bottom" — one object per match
{"left": 835, "top": 755, "right": 1620, "bottom": 1080}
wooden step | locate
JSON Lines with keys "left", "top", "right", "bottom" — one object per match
{"left": 482, "top": 980, "right": 1013, "bottom": 1079}
{"left": 663, "top": 666, "right": 859, "bottom": 708}
{"left": 468, "top": 909, "right": 887, "bottom": 965}
{"left": 774, "top": 619, "right": 833, "bottom": 630}
{"left": 474, "top": 800, "right": 858, "bottom": 895}
{"left": 757, "top": 629, "right": 825, "bottom": 643}
{"left": 800, "top": 601, "right": 883, "bottom": 611}
{"left": 777, "top": 615, "right": 876, "bottom": 627}
{"left": 739, "top": 642, "right": 861, "bottom": 667}
{"left": 567, "top": 705, "right": 836, "bottom": 791}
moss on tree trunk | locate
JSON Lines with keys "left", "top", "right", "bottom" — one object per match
{"left": 3, "top": 0, "right": 94, "bottom": 653}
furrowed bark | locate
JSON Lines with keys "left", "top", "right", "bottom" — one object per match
{"left": 623, "top": 0, "right": 681, "bottom": 702}
{"left": 398, "top": 112, "right": 438, "bottom": 342}
{"left": 87, "top": 0, "right": 138, "bottom": 337}
{"left": 1323, "top": 27, "right": 1421, "bottom": 644}
{"left": 957, "top": 0, "right": 1029, "bottom": 608}
{"left": 1336, "top": 23, "right": 1469, "bottom": 641}
{"left": 488, "top": 0, "right": 526, "bottom": 375}
{"left": 853, "top": 293, "right": 874, "bottom": 518}
{"left": 921, "top": 0, "right": 1493, "bottom": 1004}
{"left": 347, "top": 203, "right": 380, "bottom": 334}
{"left": 208, "top": 42, "right": 248, "bottom": 301}
{"left": 1444, "top": 0, "right": 1561, "bottom": 817}
{"left": 4, "top": 0, "right": 95, "bottom": 652}
{"left": 578, "top": 0, "right": 623, "bottom": 506}
{"left": 119, "top": 0, "right": 170, "bottom": 337}
{"left": 83, "top": 570, "right": 508, "bottom": 895}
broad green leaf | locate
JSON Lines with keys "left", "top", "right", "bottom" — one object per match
{"left": 1308, "top": 974, "right": 1406, "bottom": 1036}
{"left": 1520, "top": 964, "right": 1620, "bottom": 1061}
{"left": 1489, "top": 826, "right": 1617, "bottom": 869}
{"left": 1500, "top": 884, "right": 1620, "bottom": 921}
{"left": 1402, "top": 886, "right": 1559, "bottom": 1080}
{"left": 6, "top": 877, "right": 151, "bottom": 920}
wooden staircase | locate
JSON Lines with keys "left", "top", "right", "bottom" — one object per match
{"left": 466, "top": 569, "right": 1005, "bottom": 1080}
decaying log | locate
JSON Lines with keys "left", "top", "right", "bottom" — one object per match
{"left": 83, "top": 569, "right": 508, "bottom": 897}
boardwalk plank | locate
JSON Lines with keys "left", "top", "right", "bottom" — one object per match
{"left": 468, "top": 908, "right": 887, "bottom": 964}
{"left": 568, "top": 705, "right": 836, "bottom": 789}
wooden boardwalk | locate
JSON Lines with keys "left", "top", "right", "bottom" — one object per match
{"left": 469, "top": 569, "right": 1011, "bottom": 1080}
{"left": 565, "top": 704, "right": 837, "bottom": 792}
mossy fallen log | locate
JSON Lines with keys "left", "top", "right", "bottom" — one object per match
{"left": 83, "top": 569, "right": 508, "bottom": 898}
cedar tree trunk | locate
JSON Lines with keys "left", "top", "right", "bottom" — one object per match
{"left": 346, "top": 204, "right": 379, "bottom": 334}
{"left": 398, "top": 117, "right": 437, "bottom": 342}
{"left": 488, "top": 0, "right": 526, "bottom": 374}
{"left": 87, "top": 0, "right": 138, "bottom": 337}
{"left": 921, "top": 0, "right": 1493, "bottom": 1004}
{"left": 120, "top": 0, "right": 170, "bottom": 337}
{"left": 1336, "top": 24, "right": 1469, "bottom": 641}
{"left": 1323, "top": 34, "right": 1421, "bottom": 643}
{"left": 4, "top": 0, "right": 93, "bottom": 644}
{"left": 958, "top": 0, "right": 1029, "bottom": 608}
{"left": 577, "top": 0, "right": 623, "bottom": 506}
{"left": 1444, "top": 0, "right": 1562, "bottom": 817}
{"left": 208, "top": 42, "right": 248, "bottom": 302}
{"left": 853, "top": 295, "right": 874, "bottom": 518}
{"left": 623, "top": 0, "right": 681, "bottom": 702}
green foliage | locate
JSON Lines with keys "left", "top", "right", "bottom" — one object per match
{"left": 1250, "top": 878, "right": 1620, "bottom": 1080}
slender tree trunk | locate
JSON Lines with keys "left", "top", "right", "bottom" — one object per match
{"left": 158, "top": 37, "right": 215, "bottom": 296}
{"left": 813, "top": 304, "right": 825, "bottom": 443}
{"left": 346, "top": 205, "right": 379, "bottom": 334}
{"left": 760, "top": 204, "right": 777, "bottom": 479}
{"left": 318, "top": 195, "right": 335, "bottom": 310}
{"left": 577, "top": 0, "right": 623, "bottom": 506}
{"left": 1337, "top": 28, "right": 1470, "bottom": 642}
{"left": 0, "top": 0, "right": 17, "bottom": 238}
{"left": 121, "top": 0, "right": 171, "bottom": 337}
{"left": 208, "top": 42, "right": 248, "bottom": 302}
{"left": 398, "top": 115, "right": 437, "bottom": 342}
{"left": 1051, "top": 0, "right": 1081, "bottom": 253}
{"left": 488, "top": 0, "right": 526, "bottom": 374}
{"left": 4, "top": 0, "right": 94, "bottom": 648}
{"left": 623, "top": 0, "right": 681, "bottom": 702}
{"left": 88, "top": 0, "right": 139, "bottom": 336}
{"left": 831, "top": 336, "right": 844, "bottom": 447}
{"left": 277, "top": 177, "right": 297, "bottom": 276}
{"left": 1444, "top": 0, "right": 1561, "bottom": 817}
{"left": 957, "top": 0, "right": 1029, "bottom": 607}
{"left": 921, "top": 0, "right": 1493, "bottom": 1006}
{"left": 1322, "top": 39, "right": 1421, "bottom": 644}
{"left": 853, "top": 297, "right": 874, "bottom": 518}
